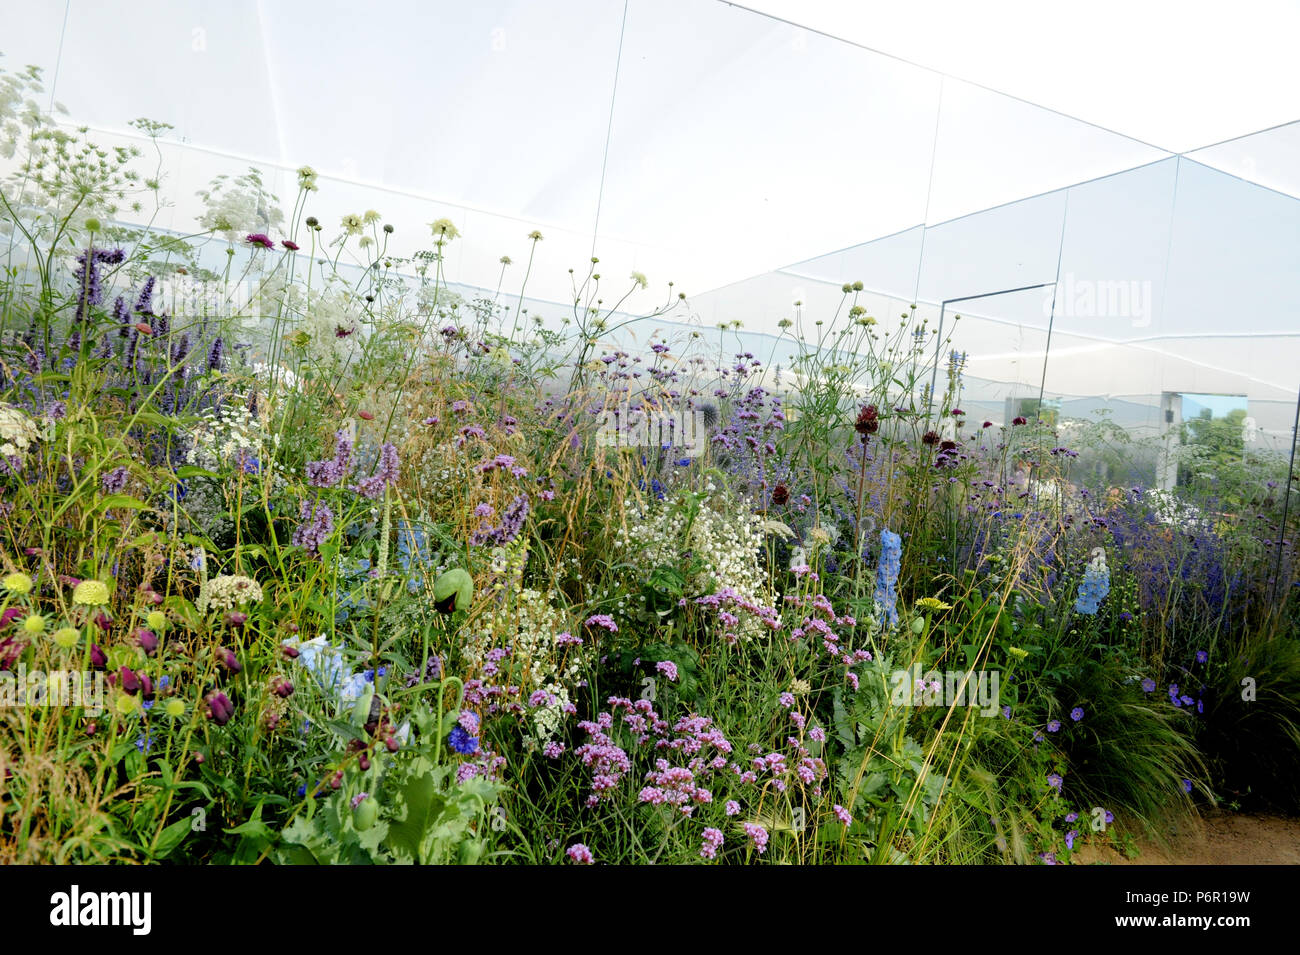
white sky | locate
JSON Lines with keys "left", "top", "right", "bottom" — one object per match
{"left": 1, "top": 0, "right": 1297, "bottom": 305}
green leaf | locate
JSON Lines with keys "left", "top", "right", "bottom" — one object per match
{"left": 152, "top": 816, "right": 194, "bottom": 860}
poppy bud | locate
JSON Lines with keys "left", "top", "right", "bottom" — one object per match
{"left": 771, "top": 484, "right": 789, "bottom": 506}
{"left": 353, "top": 795, "right": 378, "bottom": 831}
{"left": 136, "top": 628, "right": 158, "bottom": 656}
{"left": 432, "top": 568, "right": 473, "bottom": 615}
{"left": 281, "top": 643, "right": 300, "bottom": 659}
{"left": 205, "top": 691, "right": 234, "bottom": 725}
{"left": 272, "top": 676, "right": 294, "bottom": 698}
{"left": 119, "top": 666, "right": 142, "bottom": 695}
{"left": 218, "top": 648, "right": 242, "bottom": 673}
{"left": 226, "top": 611, "right": 247, "bottom": 627}
{"left": 90, "top": 643, "right": 108, "bottom": 668}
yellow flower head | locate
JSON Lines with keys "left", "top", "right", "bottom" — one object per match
{"left": 3, "top": 572, "right": 33, "bottom": 595}
{"left": 22, "top": 613, "right": 45, "bottom": 634}
{"left": 146, "top": 610, "right": 167, "bottom": 631}
{"left": 72, "top": 579, "right": 110, "bottom": 606}
{"left": 429, "top": 218, "right": 460, "bottom": 241}
{"left": 115, "top": 693, "right": 141, "bottom": 716}
{"left": 915, "top": 597, "right": 952, "bottom": 613}
{"left": 164, "top": 698, "right": 186, "bottom": 718}
{"left": 1008, "top": 646, "right": 1029, "bottom": 660}
{"left": 341, "top": 213, "right": 364, "bottom": 235}
{"left": 53, "top": 627, "right": 79, "bottom": 649}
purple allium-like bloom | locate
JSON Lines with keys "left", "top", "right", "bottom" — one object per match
{"left": 655, "top": 660, "right": 678, "bottom": 683}
{"left": 566, "top": 843, "right": 594, "bottom": 864}
{"left": 833, "top": 804, "right": 852, "bottom": 826}
{"left": 725, "top": 800, "right": 741, "bottom": 816}
{"left": 743, "top": 822, "right": 769, "bottom": 854}
{"left": 1070, "top": 707, "right": 1084, "bottom": 722}
{"left": 584, "top": 614, "right": 618, "bottom": 633}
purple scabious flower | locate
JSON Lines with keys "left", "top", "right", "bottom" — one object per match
{"left": 245, "top": 233, "right": 275, "bottom": 250}
{"left": 1047, "top": 772, "right": 1063, "bottom": 791}
{"left": 448, "top": 724, "right": 479, "bottom": 755}
{"left": 291, "top": 499, "right": 334, "bottom": 555}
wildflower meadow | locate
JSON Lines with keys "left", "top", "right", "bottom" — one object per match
{"left": 0, "top": 53, "right": 1297, "bottom": 871}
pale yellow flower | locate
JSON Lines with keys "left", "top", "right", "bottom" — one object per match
{"left": 72, "top": 579, "right": 110, "bottom": 606}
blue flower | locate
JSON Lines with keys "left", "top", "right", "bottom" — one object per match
{"left": 1141, "top": 678, "right": 1156, "bottom": 693}
{"left": 874, "top": 529, "right": 902, "bottom": 627}
{"left": 1070, "top": 706, "right": 1084, "bottom": 722}
{"left": 1074, "top": 560, "right": 1110, "bottom": 615}
{"left": 1195, "top": 650, "right": 1208, "bottom": 664}
{"left": 448, "top": 724, "right": 479, "bottom": 755}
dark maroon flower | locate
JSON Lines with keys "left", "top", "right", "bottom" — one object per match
{"left": 771, "top": 483, "right": 789, "bottom": 506}
{"left": 281, "top": 239, "right": 300, "bottom": 251}
{"left": 854, "top": 404, "right": 880, "bottom": 438}
{"left": 281, "top": 643, "right": 300, "bottom": 660}
{"left": 140, "top": 674, "right": 154, "bottom": 700}
{"left": 940, "top": 440, "right": 958, "bottom": 453}
{"left": 226, "top": 611, "right": 247, "bottom": 627}
{"left": 951, "top": 408, "right": 965, "bottom": 417}
{"left": 135, "top": 628, "right": 159, "bottom": 656}
{"left": 335, "top": 325, "right": 355, "bottom": 338}
{"left": 1012, "top": 416, "right": 1028, "bottom": 426}
{"left": 1, "top": 607, "right": 22, "bottom": 628}
{"left": 206, "top": 691, "right": 234, "bottom": 725}
{"left": 245, "top": 233, "right": 275, "bottom": 250}
{"left": 119, "top": 666, "right": 142, "bottom": 696}
{"left": 218, "top": 648, "right": 242, "bottom": 673}
{"left": 272, "top": 676, "right": 294, "bottom": 698}
{"left": 982, "top": 421, "right": 993, "bottom": 428}
{"left": 90, "top": 643, "right": 108, "bottom": 668}
{"left": 922, "top": 431, "right": 941, "bottom": 446}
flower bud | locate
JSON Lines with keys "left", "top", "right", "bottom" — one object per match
{"left": 119, "top": 666, "right": 142, "bottom": 695}
{"left": 218, "top": 648, "right": 241, "bottom": 672}
{"left": 432, "top": 568, "right": 473, "bottom": 615}
{"left": 353, "top": 796, "right": 379, "bottom": 831}
{"left": 90, "top": 643, "right": 107, "bottom": 668}
{"left": 226, "top": 611, "right": 247, "bottom": 627}
{"left": 135, "top": 628, "right": 158, "bottom": 656}
{"left": 281, "top": 643, "right": 300, "bottom": 660}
